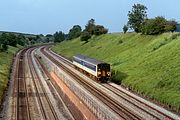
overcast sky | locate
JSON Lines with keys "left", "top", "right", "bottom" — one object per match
{"left": 0, "top": 0, "right": 180, "bottom": 35}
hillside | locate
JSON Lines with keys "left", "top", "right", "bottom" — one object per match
{"left": 52, "top": 32, "right": 180, "bottom": 111}
{"left": 0, "top": 46, "right": 22, "bottom": 102}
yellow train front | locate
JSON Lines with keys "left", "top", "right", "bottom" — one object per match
{"left": 73, "top": 55, "right": 111, "bottom": 82}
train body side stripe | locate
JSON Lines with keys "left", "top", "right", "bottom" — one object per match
{"left": 73, "top": 61, "right": 97, "bottom": 77}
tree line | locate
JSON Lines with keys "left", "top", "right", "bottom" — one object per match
{"left": 123, "top": 4, "right": 178, "bottom": 35}
{"left": 53, "top": 3, "right": 179, "bottom": 44}
{"left": 0, "top": 32, "right": 51, "bottom": 52}
{"left": 52, "top": 19, "right": 108, "bottom": 43}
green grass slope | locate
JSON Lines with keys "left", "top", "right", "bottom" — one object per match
{"left": 52, "top": 32, "right": 180, "bottom": 111}
{"left": 0, "top": 46, "right": 21, "bottom": 101}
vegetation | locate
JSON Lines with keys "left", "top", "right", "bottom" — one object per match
{"left": 84, "top": 19, "right": 96, "bottom": 35}
{"left": 141, "top": 17, "right": 177, "bottom": 35}
{"left": 80, "top": 31, "right": 91, "bottom": 42}
{"left": 0, "top": 46, "right": 22, "bottom": 101}
{"left": 52, "top": 32, "right": 180, "bottom": 111}
{"left": 123, "top": 25, "right": 128, "bottom": 33}
{"left": 128, "top": 4, "right": 147, "bottom": 33}
{"left": 67, "top": 25, "right": 82, "bottom": 40}
{"left": 0, "top": 32, "right": 52, "bottom": 51}
{"left": 80, "top": 19, "right": 108, "bottom": 42}
{"left": 53, "top": 31, "right": 65, "bottom": 43}
{"left": 94, "top": 25, "right": 108, "bottom": 35}
{"left": 126, "top": 4, "right": 178, "bottom": 35}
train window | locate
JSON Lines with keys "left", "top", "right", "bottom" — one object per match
{"left": 84, "top": 61, "right": 96, "bottom": 71}
{"left": 98, "top": 64, "right": 110, "bottom": 71}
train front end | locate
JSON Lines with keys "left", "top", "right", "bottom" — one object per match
{"left": 97, "top": 63, "right": 111, "bottom": 82}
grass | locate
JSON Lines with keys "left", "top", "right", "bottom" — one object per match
{"left": 0, "top": 46, "right": 22, "bottom": 101}
{"left": 52, "top": 32, "right": 180, "bottom": 111}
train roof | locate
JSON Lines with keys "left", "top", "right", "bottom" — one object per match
{"left": 73, "top": 54, "right": 108, "bottom": 65}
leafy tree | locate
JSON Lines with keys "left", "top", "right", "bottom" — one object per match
{"left": 6, "top": 33, "right": 17, "bottom": 47}
{"left": 128, "top": 4, "right": 147, "bottom": 32}
{"left": 94, "top": 25, "right": 108, "bottom": 35}
{"left": 2, "top": 40, "right": 8, "bottom": 51}
{"left": 67, "top": 25, "right": 82, "bottom": 40}
{"left": 45, "top": 34, "right": 54, "bottom": 42}
{"left": 165, "top": 20, "right": 177, "bottom": 32}
{"left": 141, "top": 16, "right": 176, "bottom": 35}
{"left": 46, "top": 34, "right": 53, "bottom": 38}
{"left": 85, "top": 19, "right": 96, "bottom": 35}
{"left": 17, "top": 34, "right": 26, "bottom": 46}
{"left": 80, "top": 31, "right": 91, "bottom": 42}
{"left": 123, "top": 25, "right": 128, "bottom": 33}
{"left": 53, "top": 31, "right": 65, "bottom": 43}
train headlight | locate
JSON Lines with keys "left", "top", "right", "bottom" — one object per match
{"left": 98, "top": 72, "right": 101, "bottom": 76}
{"left": 107, "top": 72, "right": 111, "bottom": 76}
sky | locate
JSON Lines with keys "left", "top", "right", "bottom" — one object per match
{"left": 0, "top": 0, "right": 180, "bottom": 35}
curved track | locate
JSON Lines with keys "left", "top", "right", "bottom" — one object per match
{"left": 41, "top": 46, "right": 142, "bottom": 120}
{"left": 42, "top": 45, "right": 180, "bottom": 120}
{"left": 12, "top": 46, "right": 62, "bottom": 120}
{"left": 15, "top": 49, "right": 31, "bottom": 120}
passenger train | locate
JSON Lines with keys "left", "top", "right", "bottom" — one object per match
{"left": 72, "top": 55, "right": 111, "bottom": 82}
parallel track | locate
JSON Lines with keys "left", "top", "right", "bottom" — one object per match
{"left": 41, "top": 47, "right": 142, "bottom": 120}
{"left": 27, "top": 48, "right": 59, "bottom": 120}
{"left": 15, "top": 49, "right": 31, "bottom": 120}
{"left": 13, "top": 47, "right": 59, "bottom": 120}
{"left": 43, "top": 46, "right": 179, "bottom": 120}
{"left": 102, "top": 84, "right": 173, "bottom": 120}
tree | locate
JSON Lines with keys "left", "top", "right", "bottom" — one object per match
{"left": 165, "top": 20, "right": 177, "bottom": 32}
{"left": 80, "top": 31, "right": 91, "bottom": 42}
{"left": 2, "top": 40, "right": 8, "bottom": 51}
{"left": 53, "top": 31, "right": 65, "bottom": 43}
{"left": 142, "top": 17, "right": 178, "bottom": 35}
{"left": 128, "top": 4, "right": 147, "bottom": 33}
{"left": 142, "top": 17, "right": 167, "bottom": 35}
{"left": 17, "top": 34, "right": 26, "bottom": 46}
{"left": 85, "top": 19, "right": 96, "bottom": 35}
{"left": 67, "top": 25, "right": 82, "bottom": 40}
{"left": 6, "top": 33, "right": 17, "bottom": 47}
{"left": 94, "top": 25, "right": 108, "bottom": 35}
{"left": 123, "top": 25, "right": 128, "bottom": 33}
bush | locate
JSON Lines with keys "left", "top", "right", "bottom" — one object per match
{"left": 80, "top": 31, "right": 91, "bottom": 43}
{"left": 123, "top": 25, "right": 128, "bottom": 33}
{"left": 94, "top": 25, "right": 108, "bottom": 35}
{"left": 141, "top": 17, "right": 178, "bottom": 35}
{"left": 111, "top": 70, "right": 128, "bottom": 85}
{"left": 141, "top": 17, "right": 166, "bottom": 35}
{"left": 165, "top": 20, "right": 177, "bottom": 32}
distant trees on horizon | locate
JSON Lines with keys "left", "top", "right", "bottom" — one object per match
{"left": 0, "top": 32, "right": 52, "bottom": 52}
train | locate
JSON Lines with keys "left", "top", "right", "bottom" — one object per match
{"left": 72, "top": 54, "right": 111, "bottom": 82}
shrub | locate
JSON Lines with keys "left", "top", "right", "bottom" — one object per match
{"left": 141, "top": 17, "right": 166, "bottom": 35}
{"left": 142, "top": 17, "right": 178, "bottom": 35}
{"left": 123, "top": 25, "right": 128, "bottom": 33}
{"left": 80, "top": 31, "right": 91, "bottom": 43}
{"left": 165, "top": 20, "right": 177, "bottom": 32}
{"left": 94, "top": 25, "right": 108, "bottom": 35}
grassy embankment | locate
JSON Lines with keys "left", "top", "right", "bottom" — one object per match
{"left": 52, "top": 32, "right": 180, "bottom": 111}
{"left": 0, "top": 46, "right": 22, "bottom": 101}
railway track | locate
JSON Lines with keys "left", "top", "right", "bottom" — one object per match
{"left": 27, "top": 48, "right": 59, "bottom": 120}
{"left": 42, "top": 46, "right": 180, "bottom": 120}
{"left": 12, "top": 47, "right": 61, "bottom": 120}
{"left": 102, "top": 84, "right": 175, "bottom": 120}
{"left": 41, "top": 46, "right": 142, "bottom": 119}
{"left": 15, "top": 49, "right": 31, "bottom": 120}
